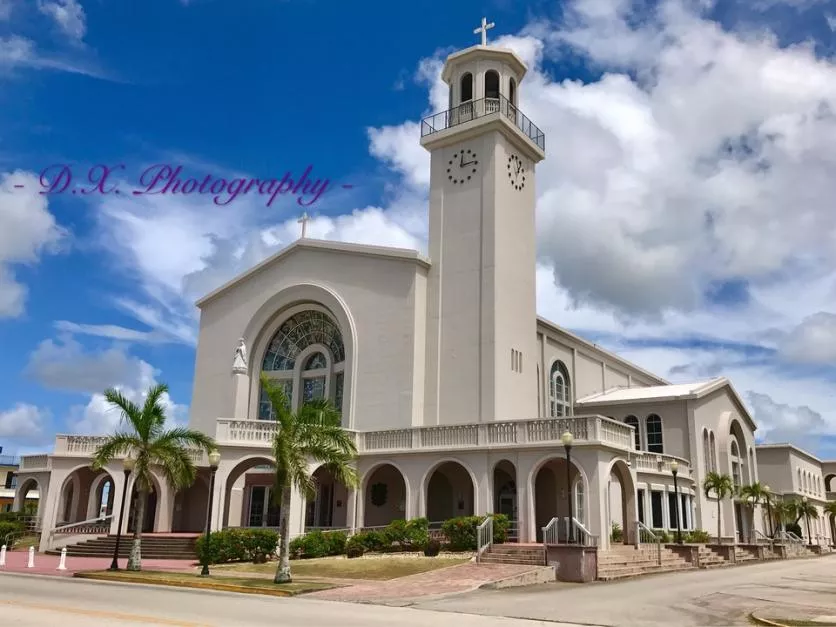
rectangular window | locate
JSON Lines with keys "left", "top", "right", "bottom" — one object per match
{"left": 668, "top": 493, "right": 678, "bottom": 531}
{"left": 4, "top": 472, "right": 14, "bottom": 489}
{"left": 650, "top": 491, "right": 663, "bottom": 529}
{"left": 248, "top": 486, "right": 266, "bottom": 527}
{"left": 637, "top": 489, "right": 645, "bottom": 524}
{"left": 680, "top": 494, "right": 689, "bottom": 530}
{"left": 303, "top": 376, "right": 326, "bottom": 403}
{"left": 647, "top": 419, "right": 664, "bottom": 454}
{"left": 334, "top": 372, "right": 344, "bottom": 415}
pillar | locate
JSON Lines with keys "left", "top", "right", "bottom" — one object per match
{"left": 232, "top": 371, "right": 250, "bottom": 420}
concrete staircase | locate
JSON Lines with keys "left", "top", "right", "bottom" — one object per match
{"left": 733, "top": 546, "right": 759, "bottom": 564}
{"left": 696, "top": 545, "right": 728, "bottom": 568}
{"left": 597, "top": 544, "right": 694, "bottom": 581}
{"left": 479, "top": 543, "right": 546, "bottom": 566}
{"left": 47, "top": 534, "right": 198, "bottom": 560}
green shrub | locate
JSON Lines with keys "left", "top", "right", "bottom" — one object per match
{"left": 195, "top": 528, "right": 278, "bottom": 565}
{"left": 785, "top": 522, "right": 803, "bottom": 537}
{"left": 0, "top": 520, "right": 25, "bottom": 546}
{"left": 288, "top": 530, "right": 347, "bottom": 559}
{"left": 651, "top": 529, "right": 672, "bottom": 543}
{"left": 349, "top": 530, "right": 389, "bottom": 553}
{"left": 611, "top": 522, "right": 623, "bottom": 542}
{"left": 440, "top": 514, "right": 509, "bottom": 551}
{"left": 383, "top": 518, "right": 429, "bottom": 551}
{"left": 491, "top": 513, "right": 510, "bottom": 544}
{"left": 685, "top": 529, "right": 711, "bottom": 543}
{"left": 345, "top": 535, "right": 365, "bottom": 558}
{"left": 423, "top": 539, "right": 441, "bottom": 557}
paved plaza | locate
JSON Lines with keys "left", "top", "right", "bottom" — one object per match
{"left": 0, "top": 550, "right": 194, "bottom": 577}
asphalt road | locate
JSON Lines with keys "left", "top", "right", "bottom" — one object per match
{"left": 0, "top": 573, "right": 586, "bottom": 627}
{"left": 413, "top": 554, "right": 836, "bottom": 626}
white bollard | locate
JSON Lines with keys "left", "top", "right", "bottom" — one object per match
{"left": 0, "top": 544, "right": 6, "bottom": 567}
{"left": 57, "top": 547, "right": 67, "bottom": 571}
{"left": 26, "top": 546, "right": 34, "bottom": 568}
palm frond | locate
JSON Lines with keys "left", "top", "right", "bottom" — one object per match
{"left": 91, "top": 433, "right": 142, "bottom": 470}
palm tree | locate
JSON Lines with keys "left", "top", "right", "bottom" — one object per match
{"left": 772, "top": 499, "right": 795, "bottom": 536}
{"left": 793, "top": 498, "right": 819, "bottom": 543}
{"left": 91, "top": 383, "right": 216, "bottom": 571}
{"left": 738, "top": 482, "right": 769, "bottom": 543}
{"left": 261, "top": 373, "right": 359, "bottom": 584}
{"left": 703, "top": 472, "right": 734, "bottom": 544}
{"left": 824, "top": 501, "right": 836, "bottom": 544}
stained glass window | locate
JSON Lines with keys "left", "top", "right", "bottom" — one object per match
{"left": 303, "top": 377, "right": 326, "bottom": 402}
{"left": 304, "top": 352, "right": 327, "bottom": 370}
{"left": 258, "top": 379, "right": 292, "bottom": 420}
{"left": 262, "top": 310, "right": 344, "bottom": 371}
{"left": 334, "top": 372, "right": 344, "bottom": 414}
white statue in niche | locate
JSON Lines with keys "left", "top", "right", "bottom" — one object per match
{"left": 232, "top": 338, "right": 248, "bottom": 374}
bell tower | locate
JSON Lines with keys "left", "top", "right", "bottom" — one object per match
{"left": 421, "top": 19, "right": 546, "bottom": 426}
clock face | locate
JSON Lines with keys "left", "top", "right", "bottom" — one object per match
{"left": 507, "top": 154, "right": 526, "bottom": 191}
{"left": 448, "top": 148, "right": 479, "bottom": 185}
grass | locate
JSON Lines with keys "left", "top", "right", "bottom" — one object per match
{"left": 74, "top": 570, "right": 335, "bottom": 597}
{"left": 214, "top": 556, "right": 469, "bottom": 580}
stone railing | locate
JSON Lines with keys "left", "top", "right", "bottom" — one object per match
{"left": 54, "top": 435, "right": 109, "bottom": 455}
{"left": 19, "top": 454, "right": 50, "bottom": 471}
{"left": 630, "top": 450, "right": 692, "bottom": 477}
{"left": 215, "top": 415, "right": 634, "bottom": 453}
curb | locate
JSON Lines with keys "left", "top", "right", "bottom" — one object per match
{"left": 73, "top": 572, "right": 297, "bottom": 597}
{"left": 748, "top": 611, "right": 789, "bottom": 627}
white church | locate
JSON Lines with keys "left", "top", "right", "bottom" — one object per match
{"left": 13, "top": 23, "right": 836, "bottom": 566}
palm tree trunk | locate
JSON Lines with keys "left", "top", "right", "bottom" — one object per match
{"left": 127, "top": 488, "right": 146, "bottom": 571}
{"left": 716, "top": 497, "right": 722, "bottom": 544}
{"left": 274, "top": 486, "right": 292, "bottom": 584}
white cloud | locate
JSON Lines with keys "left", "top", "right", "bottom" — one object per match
{"left": 0, "top": 171, "right": 67, "bottom": 318}
{"left": 0, "top": 403, "right": 51, "bottom": 446}
{"left": 778, "top": 313, "right": 836, "bottom": 364}
{"left": 37, "top": 0, "right": 86, "bottom": 43}
{"left": 747, "top": 392, "right": 828, "bottom": 453}
{"left": 53, "top": 320, "right": 173, "bottom": 344}
{"left": 25, "top": 335, "right": 155, "bottom": 394}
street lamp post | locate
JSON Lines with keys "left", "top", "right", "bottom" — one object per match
{"left": 109, "top": 456, "right": 136, "bottom": 571}
{"left": 671, "top": 460, "right": 682, "bottom": 544}
{"left": 561, "top": 431, "right": 575, "bottom": 544}
{"left": 200, "top": 450, "right": 222, "bottom": 577}
{"left": 802, "top": 496, "right": 811, "bottom": 546}
{"left": 764, "top": 485, "right": 774, "bottom": 538}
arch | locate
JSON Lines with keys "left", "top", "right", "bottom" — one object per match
{"left": 86, "top": 470, "right": 115, "bottom": 519}
{"left": 646, "top": 414, "right": 663, "bottom": 454}
{"left": 606, "top": 458, "right": 637, "bottom": 545}
{"left": 825, "top": 474, "right": 835, "bottom": 493}
{"left": 222, "top": 455, "right": 276, "bottom": 528}
{"left": 243, "top": 283, "right": 358, "bottom": 428}
{"left": 528, "top": 452, "right": 590, "bottom": 543}
{"left": 509, "top": 77, "right": 517, "bottom": 106}
{"left": 709, "top": 431, "right": 717, "bottom": 471}
{"left": 625, "top": 416, "right": 640, "bottom": 450}
{"left": 127, "top": 472, "right": 162, "bottom": 533}
{"left": 305, "top": 465, "right": 349, "bottom": 530}
{"left": 14, "top": 477, "right": 41, "bottom": 519}
{"left": 485, "top": 69, "right": 500, "bottom": 99}
{"left": 460, "top": 72, "right": 473, "bottom": 102}
{"left": 728, "top": 418, "right": 747, "bottom": 489}
{"left": 56, "top": 464, "right": 110, "bottom": 526}
{"left": 549, "top": 360, "right": 571, "bottom": 417}
{"left": 422, "top": 459, "right": 477, "bottom": 522}
{"left": 362, "top": 462, "right": 408, "bottom": 528}
{"left": 492, "top": 459, "right": 518, "bottom": 538}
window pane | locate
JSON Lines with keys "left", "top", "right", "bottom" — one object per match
{"left": 668, "top": 493, "right": 678, "bottom": 530}
{"left": 262, "top": 310, "right": 345, "bottom": 371}
{"left": 334, "top": 372, "right": 344, "bottom": 414}
{"left": 637, "top": 489, "right": 645, "bottom": 524}
{"left": 646, "top": 415, "right": 663, "bottom": 454}
{"left": 651, "top": 491, "right": 663, "bottom": 528}
{"left": 249, "top": 486, "right": 265, "bottom": 526}
{"left": 303, "top": 376, "right": 326, "bottom": 403}
{"left": 304, "top": 352, "right": 327, "bottom": 370}
{"left": 259, "top": 380, "right": 291, "bottom": 420}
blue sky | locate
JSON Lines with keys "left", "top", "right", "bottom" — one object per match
{"left": 1, "top": 0, "right": 836, "bottom": 459}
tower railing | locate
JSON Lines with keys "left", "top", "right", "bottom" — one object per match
{"left": 420, "top": 94, "right": 545, "bottom": 151}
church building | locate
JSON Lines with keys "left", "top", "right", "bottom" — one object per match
{"left": 13, "top": 24, "right": 836, "bottom": 556}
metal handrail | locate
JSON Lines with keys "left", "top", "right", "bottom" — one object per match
{"left": 476, "top": 517, "right": 493, "bottom": 563}
{"left": 753, "top": 529, "right": 774, "bottom": 552}
{"left": 635, "top": 520, "right": 662, "bottom": 566}
{"left": 49, "top": 514, "right": 113, "bottom": 543}
{"left": 420, "top": 94, "right": 546, "bottom": 151}
{"left": 542, "top": 517, "right": 560, "bottom": 545}
{"left": 570, "top": 517, "right": 598, "bottom": 547}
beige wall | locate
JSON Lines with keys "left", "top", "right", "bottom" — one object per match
{"left": 191, "top": 245, "right": 429, "bottom": 435}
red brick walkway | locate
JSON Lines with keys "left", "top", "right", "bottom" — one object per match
{"left": 306, "top": 562, "right": 538, "bottom": 603}
{"left": 0, "top": 551, "right": 195, "bottom": 577}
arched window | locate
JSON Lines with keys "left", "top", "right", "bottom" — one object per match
{"left": 709, "top": 431, "right": 717, "bottom": 471}
{"left": 574, "top": 477, "right": 585, "bottom": 525}
{"left": 797, "top": 468, "right": 802, "bottom": 491}
{"left": 485, "top": 70, "right": 500, "bottom": 99}
{"left": 460, "top": 73, "right": 473, "bottom": 103}
{"left": 702, "top": 429, "right": 710, "bottom": 471}
{"left": 730, "top": 440, "right": 739, "bottom": 457}
{"left": 646, "top": 414, "right": 663, "bottom": 454}
{"left": 509, "top": 77, "right": 517, "bottom": 106}
{"left": 259, "top": 310, "right": 346, "bottom": 420}
{"left": 625, "top": 416, "right": 640, "bottom": 450}
{"left": 549, "top": 360, "right": 571, "bottom": 417}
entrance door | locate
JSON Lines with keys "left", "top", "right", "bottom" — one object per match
{"left": 734, "top": 502, "right": 744, "bottom": 542}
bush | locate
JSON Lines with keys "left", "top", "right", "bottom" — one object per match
{"left": 785, "top": 522, "right": 803, "bottom": 537}
{"left": 288, "top": 530, "right": 347, "bottom": 560}
{"left": 685, "top": 529, "right": 711, "bottom": 543}
{"left": 440, "top": 514, "right": 508, "bottom": 551}
{"left": 345, "top": 535, "right": 365, "bottom": 558}
{"left": 611, "top": 522, "right": 623, "bottom": 543}
{"left": 348, "top": 530, "right": 389, "bottom": 553}
{"left": 0, "top": 520, "right": 25, "bottom": 546}
{"left": 651, "top": 529, "right": 672, "bottom": 543}
{"left": 195, "top": 528, "right": 278, "bottom": 565}
{"left": 383, "top": 518, "right": 429, "bottom": 551}
{"left": 423, "top": 539, "right": 441, "bottom": 557}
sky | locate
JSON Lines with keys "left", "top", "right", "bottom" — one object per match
{"left": 1, "top": 0, "right": 836, "bottom": 460}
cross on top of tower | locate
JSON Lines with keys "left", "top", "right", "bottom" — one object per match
{"left": 297, "top": 211, "right": 310, "bottom": 238}
{"left": 473, "top": 16, "right": 495, "bottom": 46}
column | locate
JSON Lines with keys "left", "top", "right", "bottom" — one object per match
{"left": 232, "top": 371, "right": 250, "bottom": 420}
{"left": 662, "top": 486, "right": 670, "bottom": 530}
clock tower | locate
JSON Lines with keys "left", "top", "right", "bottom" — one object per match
{"left": 421, "top": 20, "right": 546, "bottom": 426}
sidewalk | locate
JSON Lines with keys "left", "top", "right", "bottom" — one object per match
{"left": 0, "top": 550, "right": 195, "bottom": 577}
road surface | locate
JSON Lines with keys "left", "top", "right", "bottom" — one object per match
{"left": 0, "top": 572, "right": 588, "bottom": 627}
{"left": 414, "top": 554, "right": 836, "bottom": 626}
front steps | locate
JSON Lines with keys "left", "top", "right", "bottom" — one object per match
{"left": 597, "top": 544, "right": 694, "bottom": 581}
{"left": 696, "top": 545, "right": 727, "bottom": 568}
{"left": 47, "top": 534, "right": 199, "bottom": 560}
{"left": 479, "top": 543, "right": 546, "bottom": 566}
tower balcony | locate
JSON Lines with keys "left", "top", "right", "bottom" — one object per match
{"left": 420, "top": 94, "right": 545, "bottom": 152}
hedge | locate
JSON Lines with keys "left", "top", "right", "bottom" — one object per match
{"left": 441, "top": 514, "right": 509, "bottom": 551}
{"left": 0, "top": 520, "right": 25, "bottom": 547}
{"left": 289, "top": 530, "right": 347, "bottom": 559}
{"left": 195, "top": 528, "right": 278, "bottom": 565}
